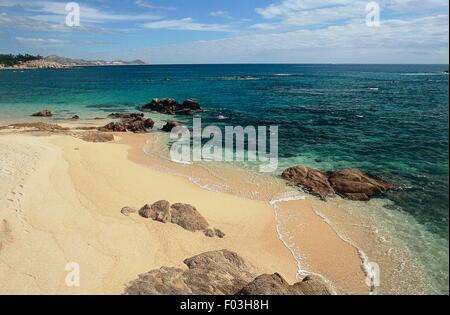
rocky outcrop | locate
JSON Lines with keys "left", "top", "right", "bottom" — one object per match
{"left": 161, "top": 121, "right": 182, "bottom": 132}
{"left": 99, "top": 113, "right": 154, "bottom": 133}
{"left": 140, "top": 98, "right": 202, "bottom": 116}
{"left": 1, "top": 122, "right": 67, "bottom": 132}
{"left": 31, "top": 109, "right": 52, "bottom": 117}
{"left": 71, "top": 115, "right": 80, "bottom": 120}
{"left": 282, "top": 166, "right": 393, "bottom": 201}
{"left": 125, "top": 200, "right": 225, "bottom": 238}
{"left": 237, "top": 273, "right": 332, "bottom": 295}
{"left": 124, "top": 250, "right": 333, "bottom": 295}
{"left": 327, "top": 169, "right": 393, "bottom": 201}
{"left": 282, "top": 166, "right": 335, "bottom": 200}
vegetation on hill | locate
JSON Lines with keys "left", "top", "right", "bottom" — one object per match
{"left": 0, "top": 54, "right": 43, "bottom": 66}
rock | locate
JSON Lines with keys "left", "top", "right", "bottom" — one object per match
{"left": 150, "top": 200, "right": 172, "bottom": 223}
{"left": 78, "top": 131, "right": 114, "bottom": 143}
{"left": 132, "top": 201, "right": 223, "bottom": 237}
{"left": 3, "top": 122, "right": 67, "bottom": 132}
{"left": 281, "top": 166, "right": 334, "bottom": 200}
{"left": 237, "top": 273, "right": 333, "bottom": 295}
{"left": 108, "top": 113, "right": 144, "bottom": 119}
{"left": 203, "top": 229, "right": 215, "bottom": 238}
{"left": 161, "top": 121, "right": 182, "bottom": 132}
{"left": 327, "top": 169, "right": 394, "bottom": 201}
{"left": 31, "top": 109, "right": 52, "bottom": 117}
{"left": 214, "top": 228, "right": 226, "bottom": 238}
{"left": 294, "top": 275, "right": 333, "bottom": 295}
{"left": 282, "top": 166, "right": 393, "bottom": 201}
{"left": 121, "top": 207, "right": 137, "bottom": 216}
{"left": 124, "top": 250, "right": 257, "bottom": 295}
{"left": 182, "top": 99, "right": 201, "bottom": 110}
{"left": 138, "top": 204, "right": 153, "bottom": 219}
{"left": 98, "top": 122, "right": 128, "bottom": 132}
{"left": 99, "top": 113, "right": 154, "bottom": 133}
{"left": 170, "top": 203, "right": 210, "bottom": 232}
{"left": 71, "top": 115, "right": 80, "bottom": 120}
{"left": 140, "top": 98, "right": 202, "bottom": 115}
{"left": 124, "top": 251, "right": 334, "bottom": 296}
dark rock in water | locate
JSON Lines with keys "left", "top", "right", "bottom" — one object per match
{"left": 161, "top": 121, "right": 182, "bottom": 132}
{"left": 31, "top": 109, "right": 52, "bottom": 117}
{"left": 182, "top": 99, "right": 201, "bottom": 110}
{"left": 124, "top": 250, "right": 334, "bottom": 295}
{"left": 327, "top": 169, "right": 393, "bottom": 201}
{"left": 71, "top": 115, "right": 80, "bottom": 120}
{"left": 281, "top": 165, "right": 393, "bottom": 201}
{"left": 282, "top": 166, "right": 334, "bottom": 200}
{"left": 237, "top": 273, "right": 332, "bottom": 295}
{"left": 132, "top": 200, "right": 223, "bottom": 237}
{"left": 140, "top": 98, "right": 202, "bottom": 116}
{"left": 99, "top": 113, "right": 154, "bottom": 133}
{"left": 124, "top": 250, "right": 256, "bottom": 295}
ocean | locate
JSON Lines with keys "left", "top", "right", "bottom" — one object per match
{"left": 0, "top": 64, "right": 448, "bottom": 294}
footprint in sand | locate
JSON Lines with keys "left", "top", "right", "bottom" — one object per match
{"left": 0, "top": 219, "right": 14, "bottom": 252}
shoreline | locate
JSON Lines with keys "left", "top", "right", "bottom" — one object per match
{"left": 0, "top": 121, "right": 372, "bottom": 294}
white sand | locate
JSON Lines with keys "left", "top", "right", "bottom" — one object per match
{"left": 0, "top": 132, "right": 369, "bottom": 294}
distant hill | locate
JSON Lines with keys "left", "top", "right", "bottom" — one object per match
{"left": 0, "top": 53, "right": 147, "bottom": 69}
{"left": 45, "top": 55, "right": 147, "bottom": 66}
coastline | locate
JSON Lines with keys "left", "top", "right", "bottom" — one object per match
{"left": 0, "top": 122, "right": 371, "bottom": 295}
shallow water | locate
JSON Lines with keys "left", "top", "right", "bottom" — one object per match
{"left": 0, "top": 64, "right": 448, "bottom": 294}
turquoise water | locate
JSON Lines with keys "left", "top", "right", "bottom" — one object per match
{"left": 0, "top": 64, "right": 448, "bottom": 293}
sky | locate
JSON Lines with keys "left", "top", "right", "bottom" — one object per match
{"left": 0, "top": 0, "right": 448, "bottom": 64}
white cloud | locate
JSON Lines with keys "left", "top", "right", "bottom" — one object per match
{"left": 112, "top": 14, "right": 448, "bottom": 64}
{"left": 0, "top": 0, "right": 162, "bottom": 24}
{"left": 135, "top": 0, "right": 175, "bottom": 11}
{"left": 143, "top": 17, "right": 232, "bottom": 32}
{"left": 16, "top": 36, "right": 68, "bottom": 45}
{"left": 254, "top": 0, "right": 449, "bottom": 28}
{"left": 209, "top": 11, "right": 232, "bottom": 19}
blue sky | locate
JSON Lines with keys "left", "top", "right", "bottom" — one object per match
{"left": 0, "top": 0, "right": 448, "bottom": 63}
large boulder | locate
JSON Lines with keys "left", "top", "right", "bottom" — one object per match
{"left": 124, "top": 250, "right": 258, "bottom": 295}
{"left": 281, "top": 166, "right": 334, "bottom": 200}
{"left": 31, "top": 109, "right": 52, "bottom": 117}
{"left": 124, "top": 251, "right": 334, "bottom": 296}
{"left": 133, "top": 200, "right": 223, "bottom": 238}
{"left": 282, "top": 166, "right": 393, "bottom": 201}
{"left": 237, "top": 273, "right": 332, "bottom": 295}
{"left": 170, "top": 203, "right": 210, "bottom": 232}
{"left": 327, "top": 169, "right": 393, "bottom": 201}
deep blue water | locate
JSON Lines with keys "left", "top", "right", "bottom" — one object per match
{"left": 0, "top": 64, "right": 448, "bottom": 292}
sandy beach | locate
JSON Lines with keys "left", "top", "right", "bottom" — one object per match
{"left": 0, "top": 124, "right": 370, "bottom": 295}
